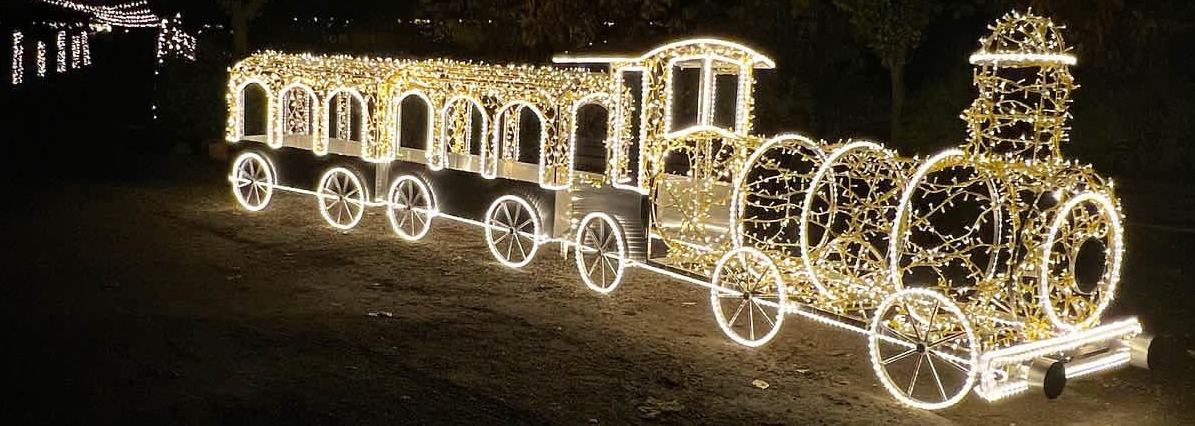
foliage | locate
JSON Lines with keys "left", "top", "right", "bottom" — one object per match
{"left": 830, "top": 0, "right": 937, "bottom": 71}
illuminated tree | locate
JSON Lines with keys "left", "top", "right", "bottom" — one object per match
{"left": 831, "top": 0, "right": 937, "bottom": 143}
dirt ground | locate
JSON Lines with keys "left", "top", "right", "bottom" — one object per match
{"left": 2, "top": 153, "right": 1193, "bottom": 425}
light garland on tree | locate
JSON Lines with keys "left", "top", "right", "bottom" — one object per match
{"left": 11, "top": 32, "right": 23, "bottom": 85}
{"left": 156, "top": 15, "right": 197, "bottom": 62}
{"left": 55, "top": 31, "right": 67, "bottom": 73}
{"left": 40, "top": 0, "right": 161, "bottom": 28}
{"left": 35, "top": 41, "right": 47, "bottom": 78}
{"left": 80, "top": 31, "right": 91, "bottom": 66}
{"left": 70, "top": 31, "right": 81, "bottom": 69}
{"left": 223, "top": 12, "right": 1149, "bottom": 410}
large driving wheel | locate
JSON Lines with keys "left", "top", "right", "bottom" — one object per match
{"left": 386, "top": 176, "right": 436, "bottom": 241}
{"left": 484, "top": 195, "right": 541, "bottom": 268}
{"left": 710, "top": 247, "right": 786, "bottom": 347}
{"left": 869, "top": 289, "right": 979, "bottom": 410}
{"left": 574, "top": 212, "right": 627, "bottom": 294}
{"left": 316, "top": 167, "right": 366, "bottom": 230}
{"left": 230, "top": 152, "right": 275, "bottom": 211}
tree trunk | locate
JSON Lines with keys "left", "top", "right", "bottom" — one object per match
{"left": 889, "top": 63, "right": 905, "bottom": 144}
{"left": 231, "top": 10, "right": 250, "bottom": 58}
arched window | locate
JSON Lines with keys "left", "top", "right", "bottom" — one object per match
{"left": 573, "top": 103, "right": 609, "bottom": 174}
{"left": 517, "top": 106, "right": 542, "bottom": 164}
{"left": 281, "top": 84, "right": 318, "bottom": 148}
{"left": 240, "top": 82, "right": 268, "bottom": 141}
{"left": 443, "top": 97, "right": 486, "bottom": 157}
{"left": 396, "top": 94, "right": 431, "bottom": 151}
{"left": 328, "top": 91, "right": 365, "bottom": 142}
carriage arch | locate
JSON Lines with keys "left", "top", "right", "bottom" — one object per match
{"left": 276, "top": 82, "right": 320, "bottom": 150}
{"left": 390, "top": 90, "right": 435, "bottom": 161}
{"left": 321, "top": 87, "right": 370, "bottom": 157}
{"left": 434, "top": 95, "right": 488, "bottom": 172}
{"left": 233, "top": 79, "right": 273, "bottom": 145}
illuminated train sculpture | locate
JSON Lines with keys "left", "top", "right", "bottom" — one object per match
{"left": 225, "top": 11, "right": 1152, "bottom": 409}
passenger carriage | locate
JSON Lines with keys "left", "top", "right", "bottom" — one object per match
{"left": 224, "top": 11, "right": 1152, "bottom": 410}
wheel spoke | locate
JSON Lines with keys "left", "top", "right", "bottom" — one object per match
{"left": 493, "top": 228, "right": 511, "bottom": 245}
{"left": 504, "top": 231, "right": 516, "bottom": 260}
{"left": 882, "top": 348, "right": 917, "bottom": 365}
{"left": 602, "top": 255, "right": 617, "bottom": 279}
{"left": 881, "top": 322, "right": 921, "bottom": 345}
{"left": 928, "top": 332, "right": 967, "bottom": 349}
{"left": 926, "top": 301, "right": 940, "bottom": 337}
{"left": 587, "top": 252, "right": 602, "bottom": 277}
{"left": 753, "top": 301, "right": 776, "bottom": 328}
{"left": 514, "top": 234, "right": 528, "bottom": 260}
{"left": 903, "top": 302, "right": 923, "bottom": 341}
{"left": 929, "top": 352, "right": 971, "bottom": 373}
{"left": 500, "top": 203, "right": 512, "bottom": 227}
{"left": 906, "top": 355, "right": 924, "bottom": 396}
{"left": 727, "top": 299, "right": 748, "bottom": 326}
{"left": 748, "top": 297, "right": 756, "bottom": 340}
{"left": 926, "top": 354, "right": 949, "bottom": 402}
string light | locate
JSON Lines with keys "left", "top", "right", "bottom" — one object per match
{"left": 40, "top": 0, "right": 161, "bottom": 28}
{"left": 157, "top": 15, "right": 197, "bottom": 62}
{"left": 55, "top": 31, "right": 67, "bottom": 73}
{"left": 36, "top": 41, "right": 46, "bottom": 78}
{"left": 225, "top": 13, "right": 1147, "bottom": 410}
{"left": 11, "top": 32, "right": 23, "bottom": 85}
{"left": 70, "top": 32, "right": 81, "bottom": 69}
{"left": 80, "top": 32, "right": 91, "bottom": 66}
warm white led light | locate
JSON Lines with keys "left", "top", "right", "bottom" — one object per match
{"left": 55, "top": 31, "right": 66, "bottom": 73}
{"left": 222, "top": 17, "right": 1147, "bottom": 409}
{"left": 316, "top": 167, "right": 366, "bottom": 230}
{"left": 484, "top": 195, "right": 542, "bottom": 268}
{"left": 35, "top": 41, "right": 46, "bottom": 78}
{"left": 386, "top": 175, "right": 437, "bottom": 241}
{"left": 1039, "top": 191, "right": 1123, "bottom": 332}
{"left": 869, "top": 289, "right": 979, "bottom": 410}
{"left": 157, "top": 15, "right": 197, "bottom": 62}
{"left": 574, "top": 212, "right": 628, "bottom": 294}
{"left": 969, "top": 52, "right": 1076, "bottom": 66}
{"left": 710, "top": 247, "right": 786, "bottom": 347}
{"left": 228, "top": 152, "right": 276, "bottom": 211}
{"left": 41, "top": 0, "right": 161, "bottom": 28}
{"left": 11, "top": 32, "right": 23, "bottom": 85}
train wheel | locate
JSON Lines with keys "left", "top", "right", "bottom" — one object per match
{"left": 710, "top": 247, "right": 786, "bottom": 347}
{"left": 869, "top": 289, "right": 978, "bottom": 410}
{"left": 316, "top": 167, "right": 366, "bottom": 230}
{"left": 230, "top": 152, "right": 275, "bottom": 211}
{"left": 484, "top": 195, "right": 541, "bottom": 268}
{"left": 386, "top": 176, "right": 436, "bottom": 241}
{"left": 574, "top": 212, "right": 627, "bottom": 294}
{"left": 1039, "top": 191, "right": 1122, "bottom": 332}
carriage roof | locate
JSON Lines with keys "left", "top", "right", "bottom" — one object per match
{"left": 230, "top": 51, "right": 610, "bottom": 101}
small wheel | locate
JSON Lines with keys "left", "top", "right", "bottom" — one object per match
{"left": 230, "top": 152, "right": 275, "bottom": 211}
{"left": 386, "top": 176, "right": 436, "bottom": 241}
{"left": 485, "top": 195, "right": 541, "bottom": 268}
{"left": 574, "top": 212, "right": 627, "bottom": 293}
{"left": 710, "top": 247, "right": 786, "bottom": 347}
{"left": 316, "top": 167, "right": 366, "bottom": 230}
{"left": 869, "top": 289, "right": 979, "bottom": 410}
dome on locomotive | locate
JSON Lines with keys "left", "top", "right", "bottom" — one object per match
{"left": 969, "top": 10, "right": 1075, "bottom": 66}
{"left": 962, "top": 10, "right": 1077, "bottom": 161}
